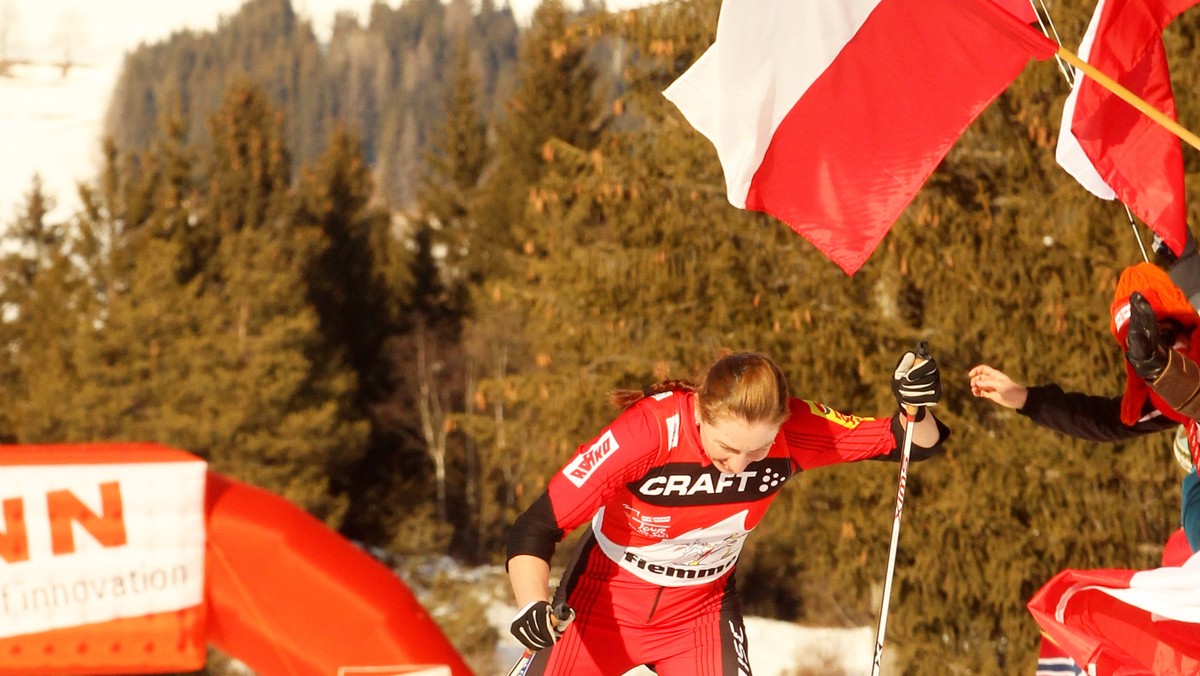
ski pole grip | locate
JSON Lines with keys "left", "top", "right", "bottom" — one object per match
{"left": 550, "top": 602, "right": 575, "bottom": 631}
{"left": 915, "top": 340, "right": 930, "bottom": 361}
{"left": 905, "top": 341, "right": 931, "bottom": 419}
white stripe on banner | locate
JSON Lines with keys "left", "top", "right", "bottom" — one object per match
{"left": 0, "top": 461, "right": 207, "bottom": 637}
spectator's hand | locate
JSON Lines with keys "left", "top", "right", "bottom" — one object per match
{"left": 1126, "top": 291, "right": 1170, "bottom": 381}
{"left": 968, "top": 364, "right": 1029, "bottom": 410}
{"left": 510, "top": 601, "right": 575, "bottom": 651}
{"left": 892, "top": 347, "right": 941, "bottom": 408}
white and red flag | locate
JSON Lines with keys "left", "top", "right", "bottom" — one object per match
{"left": 663, "top": 0, "right": 1057, "bottom": 275}
{"left": 1027, "top": 529, "right": 1200, "bottom": 676}
{"left": 1056, "top": 0, "right": 1198, "bottom": 256}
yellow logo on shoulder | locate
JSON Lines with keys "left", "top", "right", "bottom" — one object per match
{"left": 805, "top": 400, "right": 873, "bottom": 429}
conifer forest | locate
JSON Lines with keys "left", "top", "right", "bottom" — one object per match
{"left": 6, "top": 0, "right": 1200, "bottom": 673}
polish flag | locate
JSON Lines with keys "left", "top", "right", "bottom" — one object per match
{"left": 1056, "top": 0, "right": 1196, "bottom": 257}
{"left": 1028, "top": 530, "right": 1200, "bottom": 675}
{"left": 663, "top": 0, "right": 1057, "bottom": 275}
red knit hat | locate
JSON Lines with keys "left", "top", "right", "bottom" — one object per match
{"left": 1110, "top": 262, "right": 1200, "bottom": 425}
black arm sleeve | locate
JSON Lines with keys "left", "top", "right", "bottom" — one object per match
{"left": 1018, "top": 383, "right": 1176, "bottom": 441}
{"left": 874, "top": 415, "right": 951, "bottom": 462}
{"left": 506, "top": 492, "right": 564, "bottom": 567}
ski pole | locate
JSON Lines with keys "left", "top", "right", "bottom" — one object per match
{"left": 870, "top": 342, "right": 929, "bottom": 676}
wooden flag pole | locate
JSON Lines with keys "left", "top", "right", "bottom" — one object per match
{"left": 1056, "top": 45, "right": 1200, "bottom": 153}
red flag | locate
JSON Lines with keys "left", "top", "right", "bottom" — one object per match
{"left": 663, "top": 0, "right": 1056, "bottom": 275}
{"left": 1056, "top": 0, "right": 1198, "bottom": 256}
{"left": 1028, "top": 530, "right": 1200, "bottom": 676}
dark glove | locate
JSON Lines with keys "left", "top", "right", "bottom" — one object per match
{"left": 1126, "top": 291, "right": 1170, "bottom": 381}
{"left": 510, "top": 601, "right": 575, "bottom": 651}
{"left": 892, "top": 346, "right": 941, "bottom": 408}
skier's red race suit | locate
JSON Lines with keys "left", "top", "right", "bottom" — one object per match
{"left": 507, "top": 389, "right": 947, "bottom": 675}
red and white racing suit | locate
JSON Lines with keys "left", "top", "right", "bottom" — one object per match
{"left": 507, "top": 390, "right": 947, "bottom": 675}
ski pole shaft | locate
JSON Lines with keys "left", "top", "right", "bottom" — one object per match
{"left": 870, "top": 406, "right": 915, "bottom": 676}
{"left": 871, "top": 342, "right": 928, "bottom": 675}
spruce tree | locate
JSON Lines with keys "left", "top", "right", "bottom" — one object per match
{"left": 187, "top": 83, "right": 366, "bottom": 524}
{"left": 410, "top": 34, "right": 493, "bottom": 551}
{"left": 294, "top": 127, "right": 414, "bottom": 542}
{"left": 297, "top": 127, "right": 401, "bottom": 406}
{"left": 419, "top": 36, "right": 490, "bottom": 289}
{"left": 474, "top": 0, "right": 603, "bottom": 270}
{"left": 0, "top": 178, "right": 81, "bottom": 441}
{"left": 460, "top": 0, "right": 610, "bottom": 547}
{"left": 48, "top": 102, "right": 201, "bottom": 448}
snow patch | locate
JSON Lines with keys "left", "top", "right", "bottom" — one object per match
{"left": 0, "top": 62, "right": 116, "bottom": 222}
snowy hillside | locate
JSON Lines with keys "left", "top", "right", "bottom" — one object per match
{"left": 0, "top": 0, "right": 658, "bottom": 226}
{"left": 0, "top": 61, "right": 116, "bottom": 223}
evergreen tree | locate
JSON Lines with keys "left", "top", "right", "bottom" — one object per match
{"left": 204, "top": 82, "right": 292, "bottom": 236}
{"left": 419, "top": 36, "right": 489, "bottom": 289}
{"left": 190, "top": 217, "right": 365, "bottom": 524}
{"left": 410, "top": 34, "right": 492, "bottom": 551}
{"left": 106, "top": 0, "right": 521, "bottom": 212}
{"left": 0, "top": 178, "right": 81, "bottom": 442}
{"left": 474, "top": 0, "right": 604, "bottom": 270}
{"left": 461, "top": 0, "right": 610, "bottom": 545}
{"left": 294, "top": 126, "right": 415, "bottom": 542}
{"left": 188, "top": 83, "right": 366, "bottom": 523}
{"left": 297, "top": 127, "right": 401, "bottom": 406}
{"left": 66, "top": 113, "right": 199, "bottom": 445}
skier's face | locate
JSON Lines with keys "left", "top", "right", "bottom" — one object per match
{"left": 697, "top": 413, "right": 779, "bottom": 474}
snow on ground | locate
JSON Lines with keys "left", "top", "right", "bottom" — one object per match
{"left": 489, "top": 601, "right": 882, "bottom": 675}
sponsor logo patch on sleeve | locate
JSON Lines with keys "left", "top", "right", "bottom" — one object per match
{"left": 804, "top": 400, "right": 873, "bottom": 429}
{"left": 665, "top": 413, "right": 680, "bottom": 450}
{"left": 563, "top": 430, "right": 620, "bottom": 487}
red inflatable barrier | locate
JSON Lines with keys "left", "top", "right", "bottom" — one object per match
{"left": 205, "top": 472, "right": 473, "bottom": 676}
{"left": 0, "top": 444, "right": 473, "bottom": 676}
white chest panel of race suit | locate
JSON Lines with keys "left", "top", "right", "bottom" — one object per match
{"left": 592, "top": 507, "right": 752, "bottom": 587}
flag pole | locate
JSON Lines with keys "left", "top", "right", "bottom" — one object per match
{"left": 1056, "top": 45, "right": 1200, "bottom": 153}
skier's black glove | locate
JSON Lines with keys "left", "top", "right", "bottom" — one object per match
{"left": 1127, "top": 291, "right": 1170, "bottom": 381}
{"left": 510, "top": 601, "right": 574, "bottom": 651}
{"left": 892, "top": 347, "right": 940, "bottom": 409}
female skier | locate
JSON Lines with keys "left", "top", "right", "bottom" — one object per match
{"left": 506, "top": 349, "right": 949, "bottom": 675}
